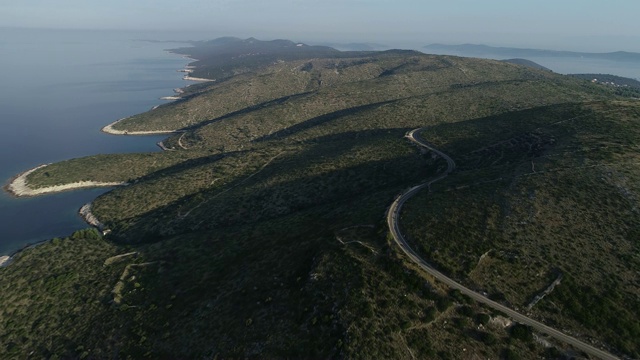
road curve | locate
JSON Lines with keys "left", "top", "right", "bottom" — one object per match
{"left": 387, "top": 128, "right": 619, "bottom": 360}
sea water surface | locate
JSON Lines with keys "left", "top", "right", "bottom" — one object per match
{"left": 421, "top": 48, "right": 640, "bottom": 79}
{"left": 0, "top": 28, "right": 199, "bottom": 255}
{"left": 2, "top": 31, "right": 638, "bottom": 255}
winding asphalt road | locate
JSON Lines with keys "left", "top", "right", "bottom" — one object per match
{"left": 387, "top": 129, "right": 619, "bottom": 360}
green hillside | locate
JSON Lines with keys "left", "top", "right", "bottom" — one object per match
{"left": 401, "top": 101, "right": 640, "bottom": 355}
{"left": 2, "top": 38, "right": 638, "bottom": 359}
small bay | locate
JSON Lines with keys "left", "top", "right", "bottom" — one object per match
{"left": 2, "top": 31, "right": 638, "bottom": 255}
{"left": 0, "top": 28, "right": 194, "bottom": 254}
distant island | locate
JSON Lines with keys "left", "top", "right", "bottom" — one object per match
{"left": 424, "top": 43, "right": 640, "bottom": 62}
{"left": 309, "top": 41, "right": 390, "bottom": 51}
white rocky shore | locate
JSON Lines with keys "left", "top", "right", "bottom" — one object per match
{"left": 79, "top": 203, "right": 111, "bottom": 235}
{"left": 6, "top": 164, "right": 126, "bottom": 197}
{"left": 183, "top": 75, "right": 216, "bottom": 82}
{"left": 101, "top": 117, "right": 182, "bottom": 135}
{"left": 0, "top": 255, "right": 12, "bottom": 267}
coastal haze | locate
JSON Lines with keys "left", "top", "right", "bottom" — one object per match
{"left": 2, "top": 0, "right": 639, "bottom": 53}
{"left": 0, "top": 28, "right": 190, "bottom": 254}
{"left": 1, "top": 1, "right": 640, "bottom": 358}
{"left": 422, "top": 44, "right": 640, "bottom": 80}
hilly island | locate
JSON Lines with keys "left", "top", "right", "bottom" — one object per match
{"left": 2, "top": 37, "right": 639, "bottom": 359}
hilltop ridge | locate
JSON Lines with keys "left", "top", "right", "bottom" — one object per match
{"left": 1, "top": 37, "right": 638, "bottom": 359}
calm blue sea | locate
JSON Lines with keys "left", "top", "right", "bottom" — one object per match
{"left": 528, "top": 56, "right": 640, "bottom": 80}
{"left": 422, "top": 48, "right": 640, "bottom": 80}
{"left": 0, "top": 28, "right": 198, "bottom": 255}
{"left": 1, "top": 30, "right": 638, "bottom": 255}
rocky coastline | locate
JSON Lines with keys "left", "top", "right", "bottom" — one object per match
{"left": 0, "top": 255, "right": 11, "bottom": 267}
{"left": 101, "top": 117, "right": 182, "bottom": 135}
{"left": 79, "top": 203, "right": 111, "bottom": 235}
{"left": 183, "top": 75, "right": 216, "bottom": 82}
{"left": 5, "top": 164, "right": 126, "bottom": 197}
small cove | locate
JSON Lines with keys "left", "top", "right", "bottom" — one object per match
{"left": 2, "top": 31, "right": 638, "bottom": 255}
{"left": 0, "top": 28, "right": 194, "bottom": 254}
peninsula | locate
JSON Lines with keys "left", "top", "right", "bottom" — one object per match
{"left": 6, "top": 164, "right": 126, "bottom": 197}
{"left": 2, "top": 37, "right": 638, "bottom": 359}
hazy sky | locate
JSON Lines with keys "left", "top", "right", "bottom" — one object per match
{"left": 2, "top": 0, "right": 639, "bottom": 52}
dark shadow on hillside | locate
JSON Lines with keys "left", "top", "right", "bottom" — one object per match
{"left": 134, "top": 151, "right": 248, "bottom": 184}
{"left": 416, "top": 101, "right": 639, "bottom": 174}
{"left": 252, "top": 100, "right": 400, "bottom": 143}
{"left": 103, "top": 127, "right": 428, "bottom": 243}
{"left": 246, "top": 78, "right": 557, "bottom": 144}
{"left": 169, "top": 76, "right": 558, "bottom": 147}
{"left": 418, "top": 102, "right": 591, "bottom": 155}
{"left": 103, "top": 100, "right": 637, "bottom": 243}
{"left": 96, "top": 199, "right": 355, "bottom": 357}
{"left": 174, "top": 92, "right": 315, "bottom": 133}
{"left": 379, "top": 56, "right": 454, "bottom": 77}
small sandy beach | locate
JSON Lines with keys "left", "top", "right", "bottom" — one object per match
{"left": 101, "top": 117, "right": 183, "bottom": 135}
{"left": 6, "top": 164, "right": 126, "bottom": 197}
{"left": 183, "top": 75, "right": 216, "bottom": 82}
{"left": 0, "top": 255, "right": 12, "bottom": 267}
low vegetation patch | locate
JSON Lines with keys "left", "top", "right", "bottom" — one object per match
{"left": 4, "top": 40, "right": 637, "bottom": 358}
